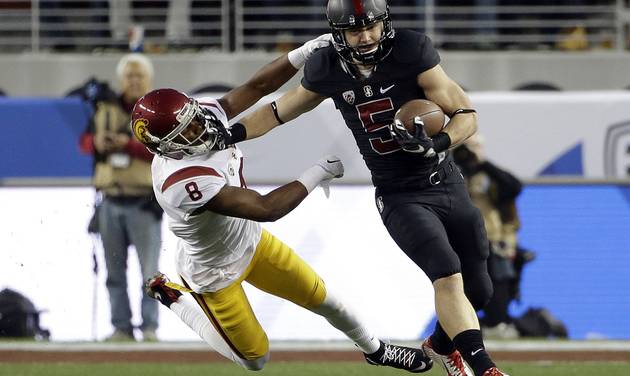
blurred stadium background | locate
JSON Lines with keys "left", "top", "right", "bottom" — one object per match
{"left": 1, "top": 0, "right": 629, "bottom": 374}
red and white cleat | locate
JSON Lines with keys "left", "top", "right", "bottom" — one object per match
{"left": 421, "top": 337, "right": 473, "bottom": 376}
{"left": 145, "top": 272, "right": 182, "bottom": 308}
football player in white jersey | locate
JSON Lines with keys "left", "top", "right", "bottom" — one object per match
{"left": 129, "top": 37, "right": 432, "bottom": 373}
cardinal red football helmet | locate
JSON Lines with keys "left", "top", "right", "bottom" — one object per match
{"left": 131, "top": 88, "right": 226, "bottom": 159}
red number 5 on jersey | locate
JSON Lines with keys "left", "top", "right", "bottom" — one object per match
{"left": 356, "top": 98, "right": 401, "bottom": 155}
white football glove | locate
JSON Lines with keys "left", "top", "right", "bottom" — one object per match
{"left": 315, "top": 155, "right": 344, "bottom": 179}
{"left": 297, "top": 155, "right": 344, "bottom": 197}
{"left": 288, "top": 33, "right": 333, "bottom": 69}
{"left": 315, "top": 155, "right": 344, "bottom": 198}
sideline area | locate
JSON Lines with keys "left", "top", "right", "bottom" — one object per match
{"left": 1, "top": 340, "right": 629, "bottom": 363}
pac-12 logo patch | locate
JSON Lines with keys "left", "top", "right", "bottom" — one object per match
{"left": 132, "top": 118, "right": 151, "bottom": 144}
{"left": 342, "top": 90, "right": 355, "bottom": 104}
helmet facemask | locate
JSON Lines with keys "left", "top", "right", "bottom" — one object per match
{"left": 156, "top": 98, "right": 225, "bottom": 159}
{"left": 330, "top": 12, "right": 394, "bottom": 66}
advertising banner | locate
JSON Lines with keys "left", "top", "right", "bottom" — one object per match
{"left": 2, "top": 92, "right": 630, "bottom": 183}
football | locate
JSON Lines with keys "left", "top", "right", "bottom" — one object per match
{"left": 394, "top": 99, "right": 445, "bottom": 136}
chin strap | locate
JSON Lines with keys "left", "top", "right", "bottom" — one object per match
{"left": 339, "top": 59, "right": 360, "bottom": 79}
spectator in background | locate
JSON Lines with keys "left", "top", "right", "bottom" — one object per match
{"left": 78, "top": 54, "right": 161, "bottom": 342}
{"left": 452, "top": 134, "right": 523, "bottom": 339}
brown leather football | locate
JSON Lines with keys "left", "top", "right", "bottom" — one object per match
{"left": 394, "top": 99, "right": 445, "bottom": 136}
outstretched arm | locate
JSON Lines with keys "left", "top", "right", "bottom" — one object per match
{"left": 218, "top": 35, "right": 331, "bottom": 120}
{"left": 202, "top": 156, "right": 343, "bottom": 222}
{"left": 237, "top": 84, "right": 326, "bottom": 140}
{"left": 203, "top": 182, "right": 308, "bottom": 223}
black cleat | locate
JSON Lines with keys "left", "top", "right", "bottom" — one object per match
{"left": 364, "top": 340, "right": 433, "bottom": 373}
{"left": 145, "top": 273, "right": 182, "bottom": 308}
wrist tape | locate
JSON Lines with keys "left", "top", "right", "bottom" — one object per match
{"left": 228, "top": 123, "right": 247, "bottom": 144}
{"left": 297, "top": 165, "right": 328, "bottom": 193}
{"left": 432, "top": 132, "right": 452, "bottom": 153}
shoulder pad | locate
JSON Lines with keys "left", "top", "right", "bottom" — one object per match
{"left": 304, "top": 46, "right": 337, "bottom": 84}
{"left": 392, "top": 29, "right": 433, "bottom": 64}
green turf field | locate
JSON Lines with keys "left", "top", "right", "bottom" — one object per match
{"left": 1, "top": 362, "right": 629, "bottom": 376}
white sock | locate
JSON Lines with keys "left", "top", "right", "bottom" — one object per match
{"left": 170, "top": 295, "right": 269, "bottom": 370}
{"left": 169, "top": 295, "right": 241, "bottom": 363}
{"left": 347, "top": 326, "right": 381, "bottom": 354}
{"left": 309, "top": 290, "right": 381, "bottom": 354}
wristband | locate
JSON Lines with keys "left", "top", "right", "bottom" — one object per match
{"left": 297, "top": 165, "right": 328, "bottom": 193}
{"left": 228, "top": 122, "right": 247, "bottom": 144}
{"left": 431, "top": 132, "right": 451, "bottom": 153}
{"left": 270, "top": 101, "right": 285, "bottom": 124}
{"left": 450, "top": 108, "right": 476, "bottom": 117}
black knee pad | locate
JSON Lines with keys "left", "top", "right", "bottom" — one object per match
{"left": 464, "top": 273, "right": 494, "bottom": 310}
{"left": 461, "top": 240, "right": 494, "bottom": 311}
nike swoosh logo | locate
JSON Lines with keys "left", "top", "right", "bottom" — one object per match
{"left": 326, "top": 159, "right": 340, "bottom": 163}
{"left": 471, "top": 348, "right": 483, "bottom": 356}
{"left": 380, "top": 84, "right": 395, "bottom": 94}
{"left": 413, "top": 361, "right": 428, "bottom": 371}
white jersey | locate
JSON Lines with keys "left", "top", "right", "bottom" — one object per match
{"left": 152, "top": 97, "right": 261, "bottom": 292}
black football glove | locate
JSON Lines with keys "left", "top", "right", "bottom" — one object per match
{"left": 200, "top": 107, "right": 231, "bottom": 151}
{"left": 212, "top": 126, "right": 231, "bottom": 151}
{"left": 389, "top": 116, "right": 436, "bottom": 157}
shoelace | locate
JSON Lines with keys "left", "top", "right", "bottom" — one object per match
{"left": 445, "top": 352, "right": 467, "bottom": 376}
{"left": 381, "top": 344, "right": 417, "bottom": 368}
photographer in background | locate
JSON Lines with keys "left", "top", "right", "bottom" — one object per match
{"left": 453, "top": 134, "right": 528, "bottom": 339}
{"left": 78, "top": 53, "right": 161, "bottom": 342}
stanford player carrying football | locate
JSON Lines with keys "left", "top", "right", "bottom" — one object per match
{"left": 222, "top": 1, "right": 508, "bottom": 376}
{"left": 131, "top": 35, "right": 432, "bottom": 372}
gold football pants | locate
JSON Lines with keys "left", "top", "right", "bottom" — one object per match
{"left": 183, "top": 229, "right": 327, "bottom": 360}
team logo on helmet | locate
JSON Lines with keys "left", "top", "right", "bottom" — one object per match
{"left": 343, "top": 90, "right": 355, "bottom": 104}
{"left": 132, "top": 118, "right": 151, "bottom": 144}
